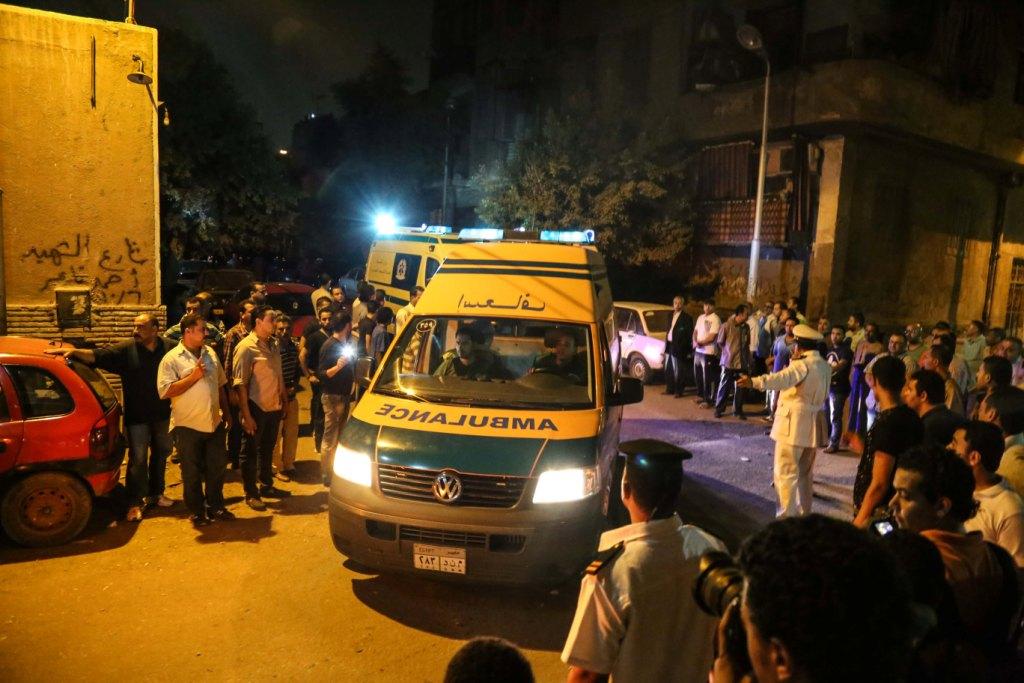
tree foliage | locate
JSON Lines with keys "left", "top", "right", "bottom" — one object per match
{"left": 158, "top": 29, "right": 298, "bottom": 259}
{"left": 328, "top": 46, "right": 447, "bottom": 224}
{"left": 473, "top": 109, "right": 694, "bottom": 267}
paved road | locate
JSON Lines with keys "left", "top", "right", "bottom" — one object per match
{"left": 0, "top": 385, "right": 857, "bottom": 682}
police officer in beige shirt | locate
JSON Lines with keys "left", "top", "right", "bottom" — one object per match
{"left": 561, "top": 440, "right": 725, "bottom": 682}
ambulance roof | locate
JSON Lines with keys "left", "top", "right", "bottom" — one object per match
{"left": 416, "top": 242, "right": 611, "bottom": 323}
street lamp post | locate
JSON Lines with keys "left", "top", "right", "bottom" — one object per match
{"left": 441, "top": 98, "right": 456, "bottom": 226}
{"left": 737, "top": 25, "right": 770, "bottom": 303}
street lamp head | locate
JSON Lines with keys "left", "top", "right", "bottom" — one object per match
{"left": 127, "top": 54, "right": 153, "bottom": 85}
{"left": 737, "top": 24, "right": 767, "bottom": 59}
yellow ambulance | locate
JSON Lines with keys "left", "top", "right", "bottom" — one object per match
{"left": 327, "top": 230, "right": 644, "bottom": 585}
{"left": 364, "top": 225, "right": 461, "bottom": 309}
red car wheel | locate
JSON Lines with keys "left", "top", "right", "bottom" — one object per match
{"left": 1, "top": 472, "right": 92, "bottom": 547}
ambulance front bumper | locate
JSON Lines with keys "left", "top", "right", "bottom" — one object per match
{"left": 327, "top": 475, "right": 605, "bottom": 586}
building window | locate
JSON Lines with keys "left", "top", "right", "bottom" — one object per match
{"left": 1005, "top": 258, "right": 1024, "bottom": 337}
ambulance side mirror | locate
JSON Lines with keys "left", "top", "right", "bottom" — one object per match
{"left": 355, "top": 356, "right": 374, "bottom": 388}
{"left": 608, "top": 377, "right": 643, "bottom": 406}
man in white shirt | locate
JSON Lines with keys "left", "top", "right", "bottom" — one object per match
{"left": 739, "top": 325, "right": 831, "bottom": 517}
{"left": 692, "top": 299, "right": 721, "bottom": 408}
{"left": 562, "top": 440, "right": 724, "bottom": 683}
{"left": 157, "top": 314, "right": 233, "bottom": 528}
{"left": 395, "top": 285, "right": 423, "bottom": 332}
{"left": 950, "top": 420, "right": 1024, "bottom": 566}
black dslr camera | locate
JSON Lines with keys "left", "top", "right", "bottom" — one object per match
{"left": 692, "top": 551, "right": 752, "bottom": 673}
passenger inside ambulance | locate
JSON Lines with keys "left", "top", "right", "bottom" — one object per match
{"left": 433, "top": 325, "right": 513, "bottom": 381}
{"left": 379, "top": 316, "right": 594, "bottom": 406}
{"left": 530, "top": 328, "right": 588, "bottom": 385}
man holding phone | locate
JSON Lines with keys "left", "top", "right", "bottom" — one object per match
{"left": 318, "top": 312, "right": 356, "bottom": 485}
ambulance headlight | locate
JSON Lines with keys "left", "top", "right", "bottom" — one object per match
{"left": 333, "top": 444, "right": 372, "bottom": 487}
{"left": 533, "top": 467, "right": 597, "bottom": 504}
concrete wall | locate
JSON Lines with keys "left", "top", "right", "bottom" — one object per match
{"left": 0, "top": 4, "right": 160, "bottom": 310}
{"left": 823, "top": 133, "right": 1006, "bottom": 330}
{"left": 0, "top": 4, "right": 163, "bottom": 344}
{"left": 677, "top": 58, "right": 1024, "bottom": 168}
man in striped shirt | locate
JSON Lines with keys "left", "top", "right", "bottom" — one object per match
{"left": 273, "top": 315, "right": 301, "bottom": 480}
{"left": 222, "top": 299, "right": 256, "bottom": 468}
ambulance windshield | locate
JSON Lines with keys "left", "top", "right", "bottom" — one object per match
{"left": 373, "top": 317, "right": 594, "bottom": 408}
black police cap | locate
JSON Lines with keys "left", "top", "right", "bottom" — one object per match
{"left": 619, "top": 439, "right": 693, "bottom": 468}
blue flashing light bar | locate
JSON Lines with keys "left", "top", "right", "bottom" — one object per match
{"left": 422, "top": 225, "right": 452, "bottom": 234}
{"left": 540, "top": 229, "right": 595, "bottom": 244}
{"left": 458, "top": 228, "right": 505, "bottom": 241}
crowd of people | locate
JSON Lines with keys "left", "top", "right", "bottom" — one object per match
{"left": 50, "top": 277, "right": 407, "bottom": 526}
{"left": 45, "top": 278, "right": 1024, "bottom": 679}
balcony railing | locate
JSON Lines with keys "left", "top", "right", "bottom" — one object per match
{"left": 696, "top": 197, "right": 789, "bottom": 246}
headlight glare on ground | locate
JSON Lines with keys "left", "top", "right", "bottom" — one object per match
{"left": 333, "top": 444, "right": 372, "bottom": 487}
{"left": 533, "top": 467, "right": 597, "bottom": 503}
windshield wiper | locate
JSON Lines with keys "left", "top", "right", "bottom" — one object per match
{"left": 373, "top": 387, "right": 429, "bottom": 402}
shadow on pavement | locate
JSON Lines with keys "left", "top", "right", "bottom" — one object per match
{"left": 675, "top": 471, "right": 772, "bottom": 550}
{"left": 268, "top": 490, "right": 328, "bottom": 516}
{"left": 349, "top": 566, "right": 578, "bottom": 651}
{"left": 0, "top": 494, "right": 139, "bottom": 564}
{"left": 289, "top": 460, "right": 325, "bottom": 486}
{"left": 193, "top": 514, "right": 276, "bottom": 544}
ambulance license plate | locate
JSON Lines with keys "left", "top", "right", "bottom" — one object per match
{"left": 413, "top": 544, "right": 466, "bottom": 574}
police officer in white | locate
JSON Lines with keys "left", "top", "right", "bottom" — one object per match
{"left": 738, "top": 324, "right": 831, "bottom": 517}
{"left": 561, "top": 439, "right": 725, "bottom": 682}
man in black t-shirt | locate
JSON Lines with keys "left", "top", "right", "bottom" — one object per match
{"left": 299, "top": 306, "right": 332, "bottom": 453}
{"left": 851, "top": 355, "right": 923, "bottom": 528}
{"left": 357, "top": 301, "right": 380, "bottom": 356}
{"left": 903, "top": 369, "right": 965, "bottom": 448}
{"left": 317, "top": 312, "right": 356, "bottom": 485}
{"left": 47, "top": 314, "right": 175, "bottom": 522}
{"left": 824, "top": 325, "right": 853, "bottom": 453}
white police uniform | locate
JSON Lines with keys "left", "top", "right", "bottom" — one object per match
{"left": 561, "top": 514, "right": 725, "bottom": 682}
{"left": 750, "top": 324, "right": 831, "bottom": 517}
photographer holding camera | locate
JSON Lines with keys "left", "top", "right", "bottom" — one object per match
{"left": 561, "top": 440, "right": 725, "bottom": 682}
{"left": 705, "top": 515, "right": 915, "bottom": 683}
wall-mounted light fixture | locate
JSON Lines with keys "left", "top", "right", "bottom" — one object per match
{"left": 127, "top": 55, "right": 170, "bottom": 126}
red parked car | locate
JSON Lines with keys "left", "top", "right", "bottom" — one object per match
{"left": 266, "top": 282, "right": 315, "bottom": 340}
{"left": 0, "top": 337, "right": 124, "bottom": 547}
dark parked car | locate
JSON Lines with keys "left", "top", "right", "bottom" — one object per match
{"left": 194, "top": 268, "right": 253, "bottom": 328}
{"left": 0, "top": 337, "right": 125, "bottom": 547}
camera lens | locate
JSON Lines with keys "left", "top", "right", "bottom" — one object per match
{"left": 692, "top": 551, "right": 745, "bottom": 617}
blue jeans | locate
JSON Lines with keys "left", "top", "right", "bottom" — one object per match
{"left": 827, "top": 390, "right": 848, "bottom": 448}
{"left": 715, "top": 367, "right": 746, "bottom": 417}
{"left": 125, "top": 419, "right": 172, "bottom": 505}
{"left": 694, "top": 352, "right": 719, "bottom": 404}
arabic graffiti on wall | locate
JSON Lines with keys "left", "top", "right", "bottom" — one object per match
{"left": 20, "top": 233, "right": 149, "bottom": 304}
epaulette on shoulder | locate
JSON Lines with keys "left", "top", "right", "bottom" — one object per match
{"left": 585, "top": 542, "right": 624, "bottom": 576}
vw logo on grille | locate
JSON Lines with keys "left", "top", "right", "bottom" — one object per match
{"left": 432, "top": 470, "right": 463, "bottom": 504}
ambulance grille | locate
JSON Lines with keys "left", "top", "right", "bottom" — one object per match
{"left": 378, "top": 464, "right": 527, "bottom": 508}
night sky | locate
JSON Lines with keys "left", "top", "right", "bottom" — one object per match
{"left": 139, "top": 1, "right": 433, "bottom": 146}
{"left": 14, "top": 0, "right": 434, "bottom": 146}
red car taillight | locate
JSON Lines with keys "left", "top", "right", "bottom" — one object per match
{"left": 89, "top": 417, "right": 110, "bottom": 460}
